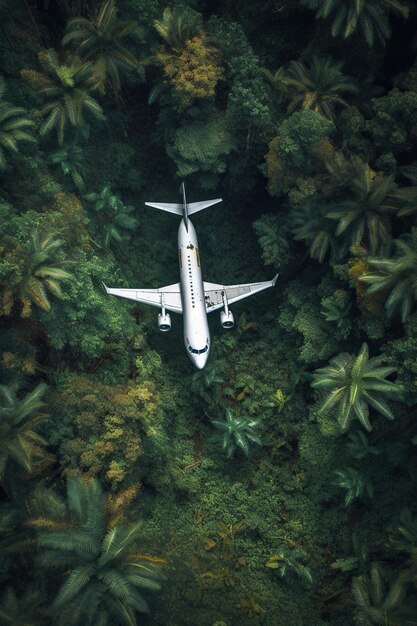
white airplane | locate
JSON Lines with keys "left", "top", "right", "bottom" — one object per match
{"left": 104, "top": 184, "right": 278, "bottom": 369}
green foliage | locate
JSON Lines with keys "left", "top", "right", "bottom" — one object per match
{"left": 324, "top": 162, "right": 397, "bottom": 256}
{"left": 38, "top": 253, "right": 136, "bottom": 362}
{"left": 30, "top": 476, "right": 161, "bottom": 625}
{"left": 209, "top": 408, "right": 261, "bottom": 458}
{"left": 346, "top": 431, "right": 381, "bottom": 460}
{"left": 290, "top": 199, "right": 339, "bottom": 263}
{"left": 84, "top": 185, "right": 136, "bottom": 248}
{"left": 17, "top": 231, "right": 73, "bottom": 317}
{"left": 321, "top": 289, "right": 352, "bottom": 338}
{"left": 0, "top": 382, "right": 48, "bottom": 478}
{"left": 360, "top": 229, "right": 417, "bottom": 322}
{"left": 253, "top": 213, "right": 292, "bottom": 273}
{"left": 62, "top": 0, "right": 141, "bottom": 94}
{"left": 331, "top": 531, "right": 368, "bottom": 572}
{"left": 285, "top": 56, "right": 357, "bottom": 121}
{"left": 0, "top": 75, "right": 35, "bottom": 170}
{"left": 265, "top": 547, "right": 313, "bottom": 585}
{"left": 312, "top": 343, "right": 401, "bottom": 432}
{"left": 333, "top": 467, "right": 374, "bottom": 506}
{"left": 275, "top": 109, "right": 333, "bottom": 171}
{"left": 352, "top": 563, "right": 416, "bottom": 625}
{"left": 208, "top": 17, "right": 271, "bottom": 133}
{"left": 191, "top": 363, "right": 224, "bottom": 403}
{"left": 21, "top": 49, "right": 104, "bottom": 145}
{"left": 300, "top": 0, "right": 409, "bottom": 47}
{"left": 166, "top": 112, "right": 237, "bottom": 188}
{"left": 265, "top": 110, "right": 333, "bottom": 197}
{"left": 0, "top": 586, "right": 48, "bottom": 626}
{"left": 279, "top": 281, "right": 340, "bottom": 364}
{"left": 154, "top": 5, "right": 202, "bottom": 49}
{"left": 388, "top": 508, "right": 417, "bottom": 559}
{"left": 366, "top": 89, "right": 417, "bottom": 155}
{"left": 51, "top": 143, "right": 85, "bottom": 190}
{"left": 48, "top": 374, "right": 164, "bottom": 486}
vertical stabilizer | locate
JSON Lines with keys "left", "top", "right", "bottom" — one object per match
{"left": 180, "top": 181, "right": 188, "bottom": 231}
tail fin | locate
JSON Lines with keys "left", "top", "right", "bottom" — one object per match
{"left": 187, "top": 198, "right": 222, "bottom": 215}
{"left": 180, "top": 181, "right": 188, "bottom": 230}
{"left": 145, "top": 183, "right": 222, "bottom": 229}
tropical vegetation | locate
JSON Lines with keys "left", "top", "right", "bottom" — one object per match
{"left": 1, "top": 0, "right": 417, "bottom": 624}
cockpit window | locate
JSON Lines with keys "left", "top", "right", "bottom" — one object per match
{"left": 188, "top": 345, "right": 209, "bottom": 354}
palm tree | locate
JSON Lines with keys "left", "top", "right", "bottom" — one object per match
{"left": 388, "top": 508, "right": 417, "bottom": 559}
{"left": 300, "top": 0, "right": 409, "bottom": 47}
{"left": 324, "top": 162, "right": 397, "bottom": 256}
{"left": 84, "top": 185, "right": 136, "bottom": 248}
{"left": 191, "top": 363, "right": 224, "bottom": 403}
{"left": 360, "top": 228, "right": 417, "bottom": 322}
{"left": 285, "top": 56, "right": 357, "bottom": 121}
{"left": 290, "top": 200, "right": 342, "bottom": 263}
{"left": 352, "top": 563, "right": 416, "bottom": 625}
{"left": 210, "top": 409, "right": 261, "bottom": 458}
{"left": 17, "top": 231, "right": 73, "bottom": 316}
{"left": 311, "top": 343, "right": 401, "bottom": 431}
{"left": 51, "top": 142, "right": 86, "bottom": 190}
{"left": 0, "top": 76, "right": 35, "bottom": 170}
{"left": 260, "top": 66, "right": 297, "bottom": 109}
{"left": 333, "top": 467, "right": 374, "bottom": 505}
{"left": 0, "top": 383, "right": 48, "bottom": 479}
{"left": 21, "top": 49, "right": 104, "bottom": 144}
{"left": 0, "top": 586, "right": 48, "bottom": 626}
{"left": 154, "top": 6, "right": 201, "bottom": 50}
{"left": 29, "top": 476, "right": 161, "bottom": 625}
{"left": 62, "top": 0, "right": 140, "bottom": 94}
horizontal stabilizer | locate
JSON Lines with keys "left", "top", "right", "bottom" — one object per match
{"left": 188, "top": 198, "right": 222, "bottom": 215}
{"left": 145, "top": 201, "right": 183, "bottom": 215}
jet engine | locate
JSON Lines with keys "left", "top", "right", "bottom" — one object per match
{"left": 221, "top": 310, "right": 235, "bottom": 328}
{"left": 158, "top": 311, "right": 171, "bottom": 332}
{"left": 220, "top": 290, "right": 235, "bottom": 328}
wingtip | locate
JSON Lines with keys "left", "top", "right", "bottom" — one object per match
{"left": 102, "top": 281, "right": 109, "bottom": 294}
{"left": 271, "top": 274, "right": 279, "bottom": 287}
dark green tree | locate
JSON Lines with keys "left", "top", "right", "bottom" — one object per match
{"left": 17, "top": 231, "right": 73, "bottom": 317}
{"left": 285, "top": 56, "right": 357, "bottom": 121}
{"left": 21, "top": 49, "right": 104, "bottom": 145}
{"left": 0, "top": 76, "right": 36, "bottom": 170}
{"left": 84, "top": 185, "right": 136, "bottom": 248}
{"left": 360, "top": 229, "right": 417, "bottom": 322}
{"left": 209, "top": 409, "right": 261, "bottom": 458}
{"left": 29, "top": 476, "right": 161, "bottom": 626}
{"left": 312, "top": 343, "right": 401, "bottom": 431}
{"left": 333, "top": 467, "right": 374, "bottom": 505}
{"left": 352, "top": 563, "right": 416, "bottom": 625}
{"left": 51, "top": 143, "right": 86, "bottom": 190}
{"left": 62, "top": 0, "right": 140, "bottom": 94}
{"left": 0, "top": 383, "right": 48, "bottom": 479}
{"left": 154, "top": 5, "right": 201, "bottom": 49}
{"left": 0, "top": 586, "right": 48, "bottom": 626}
{"left": 191, "top": 363, "right": 224, "bottom": 403}
{"left": 300, "top": 0, "right": 409, "bottom": 47}
{"left": 324, "top": 162, "right": 396, "bottom": 256}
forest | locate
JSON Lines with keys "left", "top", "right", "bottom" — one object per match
{"left": 1, "top": 0, "right": 417, "bottom": 624}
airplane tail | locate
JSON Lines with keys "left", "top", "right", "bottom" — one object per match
{"left": 145, "top": 183, "right": 222, "bottom": 231}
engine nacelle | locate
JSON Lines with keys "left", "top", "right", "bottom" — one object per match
{"left": 220, "top": 310, "right": 235, "bottom": 329}
{"left": 158, "top": 312, "right": 171, "bottom": 332}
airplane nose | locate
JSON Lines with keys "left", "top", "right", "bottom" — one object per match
{"left": 194, "top": 353, "right": 208, "bottom": 369}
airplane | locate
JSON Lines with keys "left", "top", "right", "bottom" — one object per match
{"left": 104, "top": 184, "right": 278, "bottom": 369}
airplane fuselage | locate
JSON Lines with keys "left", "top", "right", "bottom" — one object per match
{"left": 178, "top": 218, "right": 210, "bottom": 369}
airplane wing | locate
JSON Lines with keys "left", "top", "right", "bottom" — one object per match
{"left": 203, "top": 275, "right": 278, "bottom": 313}
{"left": 103, "top": 283, "right": 183, "bottom": 313}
